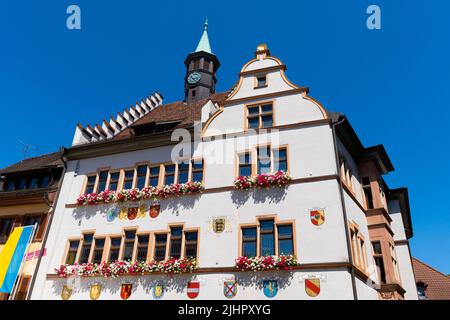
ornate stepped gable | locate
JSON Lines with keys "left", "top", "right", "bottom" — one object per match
{"left": 72, "top": 92, "right": 163, "bottom": 146}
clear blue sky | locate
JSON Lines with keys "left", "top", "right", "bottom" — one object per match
{"left": 1, "top": 1, "right": 449, "bottom": 273}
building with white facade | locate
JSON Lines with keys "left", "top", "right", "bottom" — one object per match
{"left": 30, "top": 22, "right": 417, "bottom": 300}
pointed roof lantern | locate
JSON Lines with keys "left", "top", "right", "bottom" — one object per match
{"left": 195, "top": 18, "right": 212, "bottom": 54}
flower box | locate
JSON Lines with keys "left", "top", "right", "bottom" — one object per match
{"left": 235, "top": 255, "right": 297, "bottom": 271}
{"left": 76, "top": 181, "right": 204, "bottom": 206}
{"left": 233, "top": 171, "right": 292, "bottom": 190}
{"left": 55, "top": 257, "right": 198, "bottom": 278}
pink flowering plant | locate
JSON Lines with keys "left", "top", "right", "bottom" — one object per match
{"left": 55, "top": 257, "right": 198, "bottom": 278}
{"left": 235, "top": 255, "right": 297, "bottom": 271}
{"left": 76, "top": 182, "right": 204, "bottom": 207}
{"left": 233, "top": 171, "right": 291, "bottom": 190}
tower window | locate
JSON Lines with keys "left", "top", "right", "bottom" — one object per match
{"left": 193, "top": 60, "right": 200, "bottom": 70}
{"left": 203, "top": 59, "right": 210, "bottom": 71}
{"left": 362, "top": 177, "right": 374, "bottom": 209}
{"left": 191, "top": 89, "right": 196, "bottom": 98}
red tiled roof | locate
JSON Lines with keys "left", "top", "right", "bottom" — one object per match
{"left": 112, "top": 92, "right": 229, "bottom": 141}
{"left": 412, "top": 257, "right": 450, "bottom": 300}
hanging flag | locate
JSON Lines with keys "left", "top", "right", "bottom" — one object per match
{"left": 0, "top": 226, "right": 34, "bottom": 294}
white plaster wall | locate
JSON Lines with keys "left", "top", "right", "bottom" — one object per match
{"left": 355, "top": 277, "right": 379, "bottom": 300}
{"left": 395, "top": 244, "right": 418, "bottom": 300}
{"left": 40, "top": 269, "right": 354, "bottom": 300}
{"left": 204, "top": 94, "right": 325, "bottom": 137}
{"left": 388, "top": 200, "right": 407, "bottom": 241}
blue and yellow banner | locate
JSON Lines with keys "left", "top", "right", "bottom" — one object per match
{"left": 0, "top": 226, "right": 34, "bottom": 294}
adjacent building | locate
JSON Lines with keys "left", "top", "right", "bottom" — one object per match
{"left": 413, "top": 257, "right": 450, "bottom": 300}
{"left": 0, "top": 151, "right": 64, "bottom": 300}
{"left": 29, "top": 22, "right": 417, "bottom": 300}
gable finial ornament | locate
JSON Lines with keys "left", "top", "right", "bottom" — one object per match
{"left": 255, "top": 43, "right": 270, "bottom": 59}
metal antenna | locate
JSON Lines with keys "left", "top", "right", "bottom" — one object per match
{"left": 17, "top": 139, "right": 37, "bottom": 159}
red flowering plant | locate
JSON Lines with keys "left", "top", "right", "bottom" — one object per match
{"left": 55, "top": 258, "right": 198, "bottom": 278}
{"left": 234, "top": 171, "right": 291, "bottom": 190}
{"left": 235, "top": 255, "right": 297, "bottom": 272}
{"left": 76, "top": 182, "right": 204, "bottom": 207}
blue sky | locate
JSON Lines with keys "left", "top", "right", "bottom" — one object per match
{"left": 1, "top": 1, "right": 449, "bottom": 273}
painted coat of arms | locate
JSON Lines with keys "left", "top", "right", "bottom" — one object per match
{"left": 310, "top": 209, "right": 325, "bottom": 226}
{"left": 106, "top": 207, "right": 119, "bottom": 223}
{"left": 187, "top": 281, "right": 200, "bottom": 299}
{"left": 90, "top": 284, "right": 102, "bottom": 300}
{"left": 127, "top": 207, "right": 138, "bottom": 220}
{"left": 152, "top": 284, "right": 164, "bottom": 299}
{"left": 223, "top": 280, "right": 237, "bottom": 299}
{"left": 263, "top": 280, "right": 278, "bottom": 298}
{"left": 61, "top": 285, "right": 72, "bottom": 300}
{"left": 305, "top": 278, "right": 321, "bottom": 297}
{"left": 149, "top": 204, "right": 160, "bottom": 219}
{"left": 120, "top": 283, "right": 132, "bottom": 300}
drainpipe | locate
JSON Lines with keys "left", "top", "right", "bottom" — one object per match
{"left": 26, "top": 147, "right": 67, "bottom": 300}
{"left": 331, "top": 116, "right": 358, "bottom": 300}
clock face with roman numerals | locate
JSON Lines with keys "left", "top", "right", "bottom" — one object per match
{"left": 187, "top": 72, "right": 201, "bottom": 84}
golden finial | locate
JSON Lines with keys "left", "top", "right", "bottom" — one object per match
{"left": 255, "top": 43, "right": 270, "bottom": 58}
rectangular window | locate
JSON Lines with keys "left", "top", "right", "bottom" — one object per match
{"left": 184, "top": 231, "right": 198, "bottom": 259}
{"left": 108, "top": 237, "right": 122, "bottom": 262}
{"left": 191, "top": 160, "right": 204, "bottom": 182}
{"left": 85, "top": 175, "right": 96, "bottom": 194}
{"left": 154, "top": 234, "right": 167, "bottom": 261}
{"left": 238, "top": 153, "right": 252, "bottom": 177}
{"left": 0, "top": 218, "right": 14, "bottom": 244}
{"left": 362, "top": 177, "right": 374, "bottom": 209}
{"left": 164, "top": 164, "right": 176, "bottom": 185}
{"left": 256, "top": 75, "right": 267, "bottom": 87}
{"left": 149, "top": 166, "right": 160, "bottom": 187}
{"left": 242, "top": 227, "right": 257, "bottom": 258}
{"left": 169, "top": 227, "right": 182, "bottom": 259}
{"left": 65, "top": 240, "right": 80, "bottom": 265}
{"left": 97, "top": 171, "right": 108, "bottom": 192}
{"left": 278, "top": 224, "right": 293, "bottom": 255}
{"left": 136, "top": 165, "right": 148, "bottom": 189}
{"left": 203, "top": 59, "right": 210, "bottom": 71}
{"left": 15, "top": 276, "right": 31, "bottom": 300}
{"left": 193, "top": 60, "right": 200, "bottom": 70}
{"left": 92, "top": 238, "right": 105, "bottom": 264}
{"left": 123, "top": 230, "right": 136, "bottom": 261}
{"left": 137, "top": 235, "right": 149, "bottom": 261}
{"left": 247, "top": 103, "right": 273, "bottom": 129}
{"left": 108, "top": 172, "right": 120, "bottom": 191}
{"left": 177, "top": 162, "right": 189, "bottom": 184}
{"left": 16, "top": 178, "right": 27, "bottom": 190}
{"left": 27, "top": 177, "right": 39, "bottom": 189}
{"left": 79, "top": 234, "right": 94, "bottom": 264}
{"left": 123, "top": 170, "right": 134, "bottom": 190}
{"left": 22, "top": 215, "right": 43, "bottom": 241}
{"left": 260, "top": 219, "right": 275, "bottom": 256}
{"left": 4, "top": 179, "right": 15, "bottom": 192}
{"left": 273, "top": 148, "right": 288, "bottom": 172}
{"left": 38, "top": 176, "right": 51, "bottom": 188}
{"left": 257, "top": 147, "right": 271, "bottom": 174}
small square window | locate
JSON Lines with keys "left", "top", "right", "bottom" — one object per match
{"left": 256, "top": 75, "right": 267, "bottom": 88}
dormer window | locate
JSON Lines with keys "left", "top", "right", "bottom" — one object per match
{"left": 255, "top": 75, "right": 267, "bottom": 88}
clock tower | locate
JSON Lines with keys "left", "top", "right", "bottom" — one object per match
{"left": 184, "top": 19, "right": 220, "bottom": 103}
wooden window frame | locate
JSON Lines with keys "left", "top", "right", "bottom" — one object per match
{"left": 121, "top": 228, "right": 138, "bottom": 261}
{"left": 91, "top": 237, "right": 106, "bottom": 264}
{"left": 191, "top": 158, "right": 205, "bottom": 183}
{"left": 162, "top": 163, "right": 177, "bottom": 186}
{"left": 79, "top": 232, "right": 95, "bottom": 264}
{"left": 136, "top": 232, "right": 151, "bottom": 262}
{"left": 148, "top": 164, "right": 163, "bottom": 187}
{"left": 121, "top": 168, "right": 136, "bottom": 191}
{"left": 82, "top": 173, "right": 98, "bottom": 195}
{"left": 236, "top": 145, "right": 290, "bottom": 178}
{"left": 244, "top": 101, "right": 275, "bottom": 131}
{"left": 176, "top": 160, "right": 191, "bottom": 185}
{"left": 63, "top": 237, "right": 82, "bottom": 265}
{"left": 238, "top": 215, "right": 296, "bottom": 257}
{"left": 135, "top": 163, "right": 149, "bottom": 189}
{"left": 107, "top": 171, "right": 121, "bottom": 191}
{"left": 254, "top": 73, "right": 268, "bottom": 89}
{"left": 106, "top": 234, "right": 123, "bottom": 263}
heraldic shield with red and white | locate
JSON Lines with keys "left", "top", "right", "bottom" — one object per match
{"left": 187, "top": 281, "right": 200, "bottom": 299}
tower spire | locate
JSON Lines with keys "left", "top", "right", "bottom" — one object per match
{"left": 195, "top": 18, "right": 212, "bottom": 54}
